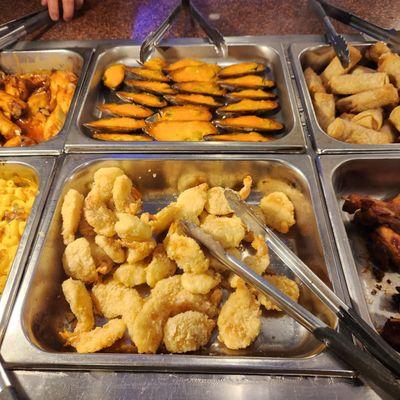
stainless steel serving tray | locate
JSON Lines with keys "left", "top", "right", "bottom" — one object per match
{"left": 66, "top": 39, "right": 306, "bottom": 153}
{"left": 0, "top": 48, "right": 93, "bottom": 155}
{"left": 0, "top": 156, "right": 56, "bottom": 342}
{"left": 2, "top": 154, "right": 352, "bottom": 376}
{"left": 318, "top": 154, "right": 400, "bottom": 332}
{"left": 290, "top": 41, "right": 400, "bottom": 154}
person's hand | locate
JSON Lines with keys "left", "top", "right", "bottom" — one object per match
{"left": 42, "top": 0, "right": 84, "bottom": 21}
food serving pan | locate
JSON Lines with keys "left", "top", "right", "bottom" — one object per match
{"left": 0, "top": 156, "right": 56, "bottom": 342}
{"left": 290, "top": 41, "right": 400, "bottom": 154}
{"left": 66, "top": 39, "right": 306, "bottom": 153}
{"left": 318, "top": 154, "right": 400, "bottom": 333}
{"left": 0, "top": 48, "right": 92, "bottom": 155}
{"left": 2, "top": 154, "right": 352, "bottom": 376}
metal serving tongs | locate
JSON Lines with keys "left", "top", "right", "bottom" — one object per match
{"left": 139, "top": 0, "right": 228, "bottom": 63}
{"left": 318, "top": 0, "right": 400, "bottom": 52}
{"left": 0, "top": 8, "right": 52, "bottom": 50}
{"left": 309, "top": 0, "right": 350, "bottom": 67}
{"left": 181, "top": 194, "right": 400, "bottom": 400}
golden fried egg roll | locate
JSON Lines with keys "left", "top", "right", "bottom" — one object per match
{"left": 365, "top": 42, "right": 391, "bottom": 64}
{"left": 351, "top": 66, "right": 377, "bottom": 75}
{"left": 380, "top": 120, "right": 398, "bottom": 139}
{"left": 304, "top": 67, "right": 326, "bottom": 96}
{"left": 303, "top": 47, "right": 336, "bottom": 73}
{"left": 352, "top": 108, "right": 383, "bottom": 130}
{"left": 378, "top": 52, "right": 400, "bottom": 88}
{"left": 313, "top": 92, "right": 335, "bottom": 131}
{"left": 327, "top": 118, "right": 394, "bottom": 144}
{"left": 339, "top": 113, "right": 355, "bottom": 121}
{"left": 320, "top": 46, "right": 362, "bottom": 84}
{"left": 389, "top": 105, "right": 400, "bottom": 132}
{"left": 329, "top": 73, "right": 389, "bottom": 95}
{"left": 336, "top": 84, "right": 399, "bottom": 113}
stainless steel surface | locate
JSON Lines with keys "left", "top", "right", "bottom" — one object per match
{"left": 0, "top": 48, "right": 92, "bottom": 155}
{"left": 9, "top": 370, "right": 380, "bottom": 400}
{"left": 2, "top": 154, "right": 351, "bottom": 375}
{"left": 318, "top": 154, "right": 400, "bottom": 332}
{"left": 66, "top": 38, "right": 306, "bottom": 153}
{"left": 289, "top": 41, "right": 400, "bottom": 154}
{"left": 0, "top": 156, "right": 56, "bottom": 343}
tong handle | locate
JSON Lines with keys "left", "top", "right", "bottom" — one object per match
{"left": 310, "top": 0, "right": 338, "bottom": 40}
{"left": 314, "top": 327, "right": 400, "bottom": 400}
{"left": 0, "top": 386, "right": 19, "bottom": 400}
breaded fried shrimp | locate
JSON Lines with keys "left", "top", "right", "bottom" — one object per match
{"left": 61, "top": 189, "right": 84, "bottom": 245}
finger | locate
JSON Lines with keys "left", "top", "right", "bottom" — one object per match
{"left": 62, "top": 0, "right": 75, "bottom": 21}
{"left": 41, "top": 0, "right": 48, "bottom": 6}
{"left": 75, "top": 0, "right": 84, "bottom": 10}
{"left": 47, "top": 0, "right": 59, "bottom": 21}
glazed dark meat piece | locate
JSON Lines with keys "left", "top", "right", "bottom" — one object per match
{"left": 343, "top": 194, "right": 400, "bottom": 234}
{"left": 369, "top": 226, "right": 400, "bottom": 271}
{"left": 381, "top": 318, "right": 400, "bottom": 352}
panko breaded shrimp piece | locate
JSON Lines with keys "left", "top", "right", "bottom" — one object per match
{"left": 63, "top": 238, "right": 98, "bottom": 283}
{"left": 200, "top": 214, "right": 245, "bottom": 249}
{"left": 95, "top": 235, "right": 126, "bottom": 263}
{"left": 165, "top": 233, "right": 209, "bottom": 273}
{"left": 146, "top": 244, "right": 177, "bottom": 288}
{"left": 259, "top": 192, "right": 295, "bottom": 234}
{"left": 146, "top": 203, "right": 179, "bottom": 235}
{"left": 163, "top": 311, "right": 215, "bottom": 353}
{"left": 217, "top": 283, "right": 261, "bottom": 350}
{"left": 88, "top": 239, "right": 114, "bottom": 275}
{"left": 113, "top": 261, "right": 148, "bottom": 287}
{"left": 258, "top": 274, "right": 299, "bottom": 311}
{"left": 126, "top": 239, "right": 156, "bottom": 263}
{"left": 61, "top": 278, "right": 94, "bottom": 338}
{"left": 61, "top": 189, "right": 84, "bottom": 245}
{"left": 181, "top": 271, "right": 221, "bottom": 294}
{"left": 205, "top": 187, "right": 233, "bottom": 216}
{"left": 92, "top": 167, "right": 124, "bottom": 202}
{"left": 66, "top": 319, "right": 126, "bottom": 353}
{"left": 243, "top": 235, "right": 270, "bottom": 275}
{"left": 84, "top": 189, "right": 117, "bottom": 237}
{"left": 112, "top": 174, "right": 142, "bottom": 215}
{"left": 115, "top": 213, "right": 152, "bottom": 242}
{"left": 238, "top": 175, "right": 252, "bottom": 200}
{"left": 176, "top": 183, "right": 208, "bottom": 219}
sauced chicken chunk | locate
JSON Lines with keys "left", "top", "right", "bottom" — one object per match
{"left": 176, "top": 183, "right": 208, "bottom": 219}
{"left": 257, "top": 274, "right": 299, "bottom": 311}
{"left": 259, "top": 192, "right": 295, "bottom": 234}
{"left": 113, "top": 261, "right": 148, "bottom": 287}
{"left": 146, "top": 244, "right": 177, "bottom": 287}
{"left": 95, "top": 235, "right": 126, "bottom": 263}
{"left": 61, "top": 189, "right": 84, "bottom": 245}
{"left": 115, "top": 213, "right": 152, "bottom": 242}
{"left": 112, "top": 174, "right": 141, "bottom": 214}
{"left": 181, "top": 271, "right": 221, "bottom": 294}
{"left": 165, "top": 233, "right": 209, "bottom": 273}
{"left": 200, "top": 214, "right": 245, "bottom": 249}
{"left": 66, "top": 319, "right": 126, "bottom": 353}
{"left": 61, "top": 278, "right": 94, "bottom": 338}
{"left": 63, "top": 238, "right": 98, "bottom": 283}
{"left": 217, "top": 283, "right": 261, "bottom": 349}
{"left": 126, "top": 238, "right": 156, "bottom": 263}
{"left": 163, "top": 311, "right": 215, "bottom": 353}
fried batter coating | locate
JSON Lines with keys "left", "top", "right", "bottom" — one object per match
{"left": 181, "top": 271, "right": 221, "bottom": 294}
{"left": 176, "top": 183, "right": 208, "bottom": 219}
{"left": 61, "top": 189, "right": 84, "bottom": 245}
{"left": 238, "top": 175, "right": 253, "bottom": 200}
{"left": 78, "top": 215, "right": 96, "bottom": 239}
{"left": 259, "top": 192, "right": 295, "bottom": 234}
{"left": 84, "top": 189, "right": 117, "bottom": 237}
{"left": 88, "top": 239, "right": 114, "bottom": 275}
{"left": 92, "top": 167, "right": 124, "bottom": 202}
{"left": 165, "top": 233, "right": 209, "bottom": 273}
{"left": 258, "top": 274, "right": 299, "bottom": 311}
{"left": 112, "top": 174, "right": 141, "bottom": 214}
{"left": 205, "top": 186, "right": 233, "bottom": 215}
{"left": 200, "top": 214, "right": 245, "bottom": 249}
{"left": 113, "top": 261, "right": 148, "bottom": 287}
{"left": 61, "top": 278, "right": 94, "bottom": 338}
{"left": 95, "top": 235, "right": 126, "bottom": 263}
{"left": 115, "top": 213, "right": 152, "bottom": 242}
{"left": 63, "top": 238, "right": 98, "bottom": 283}
{"left": 126, "top": 239, "right": 156, "bottom": 263}
{"left": 146, "top": 244, "right": 177, "bottom": 287}
{"left": 144, "top": 203, "right": 178, "bottom": 235}
{"left": 163, "top": 311, "right": 215, "bottom": 353}
{"left": 66, "top": 319, "right": 126, "bottom": 353}
{"left": 217, "top": 283, "right": 261, "bottom": 349}
{"left": 243, "top": 235, "right": 270, "bottom": 275}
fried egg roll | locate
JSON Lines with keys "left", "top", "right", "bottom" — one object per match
{"left": 329, "top": 73, "right": 389, "bottom": 95}
{"left": 378, "top": 52, "right": 400, "bottom": 88}
{"left": 351, "top": 66, "right": 377, "bottom": 75}
{"left": 313, "top": 92, "right": 335, "bottom": 131}
{"left": 304, "top": 67, "right": 326, "bottom": 96}
{"left": 339, "top": 113, "right": 355, "bottom": 121}
{"left": 327, "top": 118, "right": 394, "bottom": 144}
{"left": 352, "top": 108, "right": 383, "bottom": 130}
{"left": 389, "top": 105, "right": 400, "bottom": 132}
{"left": 336, "top": 84, "right": 399, "bottom": 113}
{"left": 365, "top": 41, "right": 391, "bottom": 64}
{"left": 303, "top": 47, "right": 336, "bottom": 72}
{"left": 380, "top": 120, "right": 398, "bottom": 140}
{"left": 320, "top": 46, "right": 362, "bottom": 84}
